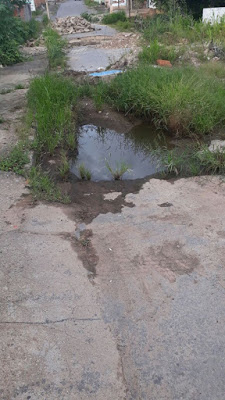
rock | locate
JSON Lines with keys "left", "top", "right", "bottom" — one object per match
{"left": 157, "top": 59, "right": 172, "bottom": 68}
{"left": 208, "top": 140, "right": 225, "bottom": 153}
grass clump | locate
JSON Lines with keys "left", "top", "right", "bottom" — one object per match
{"left": 59, "top": 150, "right": 70, "bottom": 180}
{"left": 79, "top": 163, "right": 91, "bottom": 180}
{"left": 106, "top": 160, "right": 130, "bottom": 180}
{"left": 139, "top": 39, "right": 181, "bottom": 64}
{"left": 154, "top": 145, "right": 225, "bottom": 177}
{"left": 42, "top": 14, "right": 49, "bottom": 27}
{"left": 29, "top": 166, "right": 70, "bottom": 202}
{"left": 102, "top": 11, "right": 127, "bottom": 25}
{"left": 84, "top": 0, "right": 100, "bottom": 8}
{"left": 0, "top": 143, "right": 29, "bottom": 175}
{"left": 15, "top": 83, "right": 25, "bottom": 90}
{"left": 43, "top": 28, "right": 66, "bottom": 69}
{"left": 27, "top": 74, "right": 77, "bottom": 154}
{"left": 99, "top": 65, "right": 225, "bottom": 136}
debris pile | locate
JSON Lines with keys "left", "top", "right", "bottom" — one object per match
{"left": 52, "top": 16, "right": 95, "bottom": 35}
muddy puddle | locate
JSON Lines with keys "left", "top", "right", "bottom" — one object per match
{"left": 70, "top": 123, "right": 172, "bottom": 181}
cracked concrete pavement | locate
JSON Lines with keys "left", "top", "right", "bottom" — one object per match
{"left": 1, "top": 0, "right": 225, "bottom": 398}
{"left": 1, "top": 172, "right": 225, "bottom": 399}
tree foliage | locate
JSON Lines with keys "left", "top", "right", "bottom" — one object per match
{"left": 0, "top": 0, "right": 40, "bottom": 65}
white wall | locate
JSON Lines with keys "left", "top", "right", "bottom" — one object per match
{"left": 148, "top": 0, "right": 156, "bottom": 8}
{"left": 203, "top": 7, "right": 225, "bottom": 23}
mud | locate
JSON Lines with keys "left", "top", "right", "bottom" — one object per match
{"left": 62, "top": 177, "right": 147, "bottom": 224}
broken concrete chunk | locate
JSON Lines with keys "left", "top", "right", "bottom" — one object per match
{"left": 52, "top": 16, "right": 95, "bottom": 35}
{"left": 208, "top": 140, "right": 225, "bottom": 153}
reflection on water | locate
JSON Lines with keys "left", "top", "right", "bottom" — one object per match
{"left": 70, "top": 123, "right": 171, "bottom": 181}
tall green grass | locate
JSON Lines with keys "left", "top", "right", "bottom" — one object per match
{"left": 142, "top": 14, "right": 225, "bottom": 46}
{"left": 27, "top": 74, "right": 77, "bottom": 154}
{"left": 43, "top": 28, "right": 66, "bottom": 69}
{"left": 139, "top": 39, "right": 182, "bottom": 63}
{"left": 98, "top": 65, "right": 225, "bottom": 136}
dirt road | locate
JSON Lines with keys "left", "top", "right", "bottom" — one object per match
{"left": 1, "top": 1, "right": 225, "bottom": 399}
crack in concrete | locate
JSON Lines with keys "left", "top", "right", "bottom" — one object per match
{"left": 0, "top": 317, "right": 101, "bottom": 325}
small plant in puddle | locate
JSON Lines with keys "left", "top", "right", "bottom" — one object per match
{"left": 59, "top": 150, "right": 70, "bottom": 180}
{"left": 0, "top": 116, "right": 4, "bottom": 123}
{"left": 105, "top": 160, "right": 131, "bottom": 180}
{"left": 79, "top": 163, "right": 91, "bottom": 180}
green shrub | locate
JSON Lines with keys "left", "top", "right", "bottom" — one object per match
{"left": 43, "top": 28, "right": 66, "bottom": 68}
{"left": 0, "top": 0, "right": 41, "bottom": 66}
{"left": 27, "top": 74, "right": 78, "bottom": 154}
{"left": 102, "top": 11, "right": 127, "bottom": 25}
{"left": 99, "top": 65, "right": 225, "bottom": 136}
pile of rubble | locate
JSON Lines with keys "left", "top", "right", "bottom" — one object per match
{"left": 52, "top": 16, "right": 95, "bottom": 35}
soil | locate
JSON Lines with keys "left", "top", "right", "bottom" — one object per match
{"left": 61, "top": 177, "right": 149, "bottom": 223}
{"left": 78, "top": 98, "right": 141, "bottom": 132}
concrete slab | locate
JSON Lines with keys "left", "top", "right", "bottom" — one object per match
{"left": 67, "top": 46, "right": 131, "bottom": 72}
{"left": 0, "top": 172, "right": 126, "bottom": 400}
{"left": 90, "top": 176, "right": 225, "bottom": 400}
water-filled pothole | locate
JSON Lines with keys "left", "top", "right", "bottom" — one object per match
{"left": 70, "top": 123, "right": 172, "bottom": 181}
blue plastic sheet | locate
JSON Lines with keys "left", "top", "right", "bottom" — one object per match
{"left": 89, "top": 69, "right": 122, "bottom": 77}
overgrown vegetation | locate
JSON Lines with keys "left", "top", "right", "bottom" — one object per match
{"left": 94, "top": 65, "right": 225, "bottom": 136}
{"left": 0, "top": 0, "right": 41, "bottom": 65}
{"left": 141, "top": 13, "right": 225, "bottom": 47}
{"left": 153, "top": 144, "right": 225, "bottom": 177}
{"left": 139, "top": 39, "right": 182, "bottom": 64}
{"left": 27, "top": 74, "right": 77, "bottom": 154}
{"left": 43, "top": 28, "right": 66, "bottom": 69}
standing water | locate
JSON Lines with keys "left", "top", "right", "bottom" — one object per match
{"left": 70, "top": 123, "right": 171, "bottom": 181}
